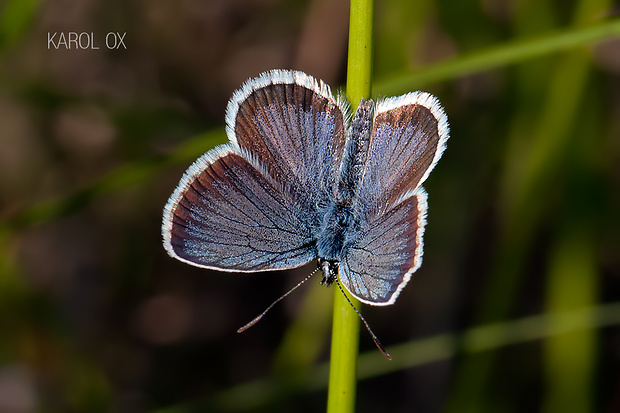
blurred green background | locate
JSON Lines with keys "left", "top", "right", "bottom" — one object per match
{"left": 1, "top": 0, "right": 619, "bottom": 412}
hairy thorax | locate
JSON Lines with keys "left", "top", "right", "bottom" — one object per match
{"left": 315, "top": 200, "right": 356, "bottom": 285}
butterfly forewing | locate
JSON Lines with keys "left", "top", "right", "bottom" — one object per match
{"left": 356, "top": 93, "right": 448, "bottom": 214}
{"left": 228, "top": 70, "right": 348, "bottom": 210}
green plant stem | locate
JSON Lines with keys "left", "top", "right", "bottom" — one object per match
{"left": 345, "top": 0, "right": 374, "bottom": 105}
{"left": 326, "top": 0, "right": 374, "bottom": 412}
{"left": 327, "top": 290, "right": 361, "bottom": 413}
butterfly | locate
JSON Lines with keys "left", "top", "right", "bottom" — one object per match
{"left": 162, "top": 70, "right": 449, "bottom": 308}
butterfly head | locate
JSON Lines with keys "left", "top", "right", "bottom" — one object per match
{"left": 318, "top": 258, "right": 338, "bottom": 287}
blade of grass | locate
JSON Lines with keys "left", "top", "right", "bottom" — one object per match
{"left": 373, "top": 17, "right": 620, "bottom": 95}
{"left": 544, "top": 224, "right": 597, "bottom": 413}
{"left": 542, "top": 0, "right": 605, "bottom": 403}
{"left": 447, "top": 1, "right": 610, "bottom": 411}
{"left": 326, "top": 0, "right": 374, "bottom": 412}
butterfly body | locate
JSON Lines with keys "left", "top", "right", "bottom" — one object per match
{"left": 162, "top": 70, "right": 449, "bottom": 306}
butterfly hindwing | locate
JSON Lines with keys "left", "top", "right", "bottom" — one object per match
{"left": 339, "top": 190, "right": 428, "bottom": 305}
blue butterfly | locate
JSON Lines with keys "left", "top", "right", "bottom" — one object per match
{"left": 162, "top": 70, "right": 449, "bottom": 307}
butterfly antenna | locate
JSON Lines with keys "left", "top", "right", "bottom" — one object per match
{"left": 335, "top": 278, "right": 392, "bottom": 360}
{"left": 237, "top": 268, "right": 319, "bottom": 333}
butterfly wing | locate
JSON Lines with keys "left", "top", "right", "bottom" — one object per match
{"left": 339, "top": 93, "right": 449, "bottom": 305}
{"left": 340, "top": 190, "right": 428, "bottom": 305}
{"left": 227, "top": 70, "right": 348, "bottom": 209}
{"left": 162, "top": 145, "right": 316, "bottom": 271}
{"left": 356, "top": 92, "right": 449, "bottom": 214}
{"left": 163, "top": 70, "right": 349, "bottom": 271}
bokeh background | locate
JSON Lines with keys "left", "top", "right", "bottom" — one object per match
{"left": 1, "top": 0, "right": 620, "bottom": 412}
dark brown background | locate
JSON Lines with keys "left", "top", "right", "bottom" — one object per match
{"left": 1, "top": 0, "right": 619, "bottom": 412}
